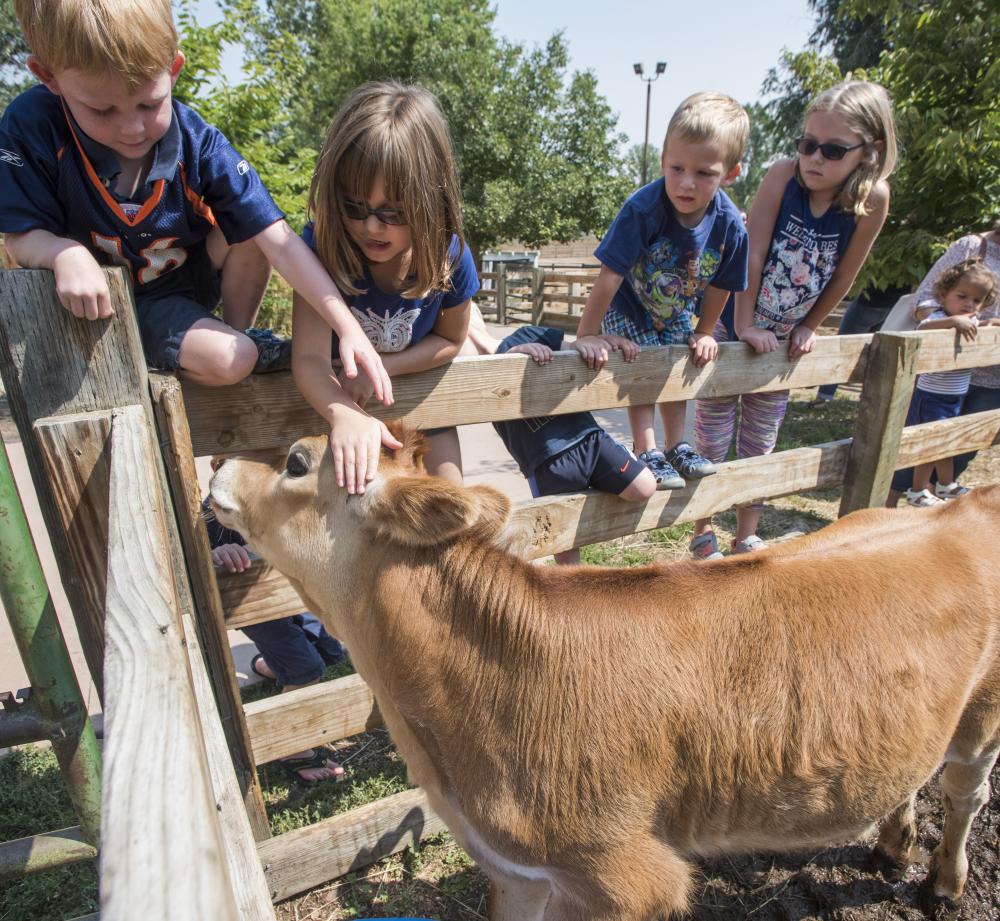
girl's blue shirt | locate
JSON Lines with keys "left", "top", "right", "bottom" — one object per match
{"left": 302, "top": 223, "right": 479, "bottom": 358}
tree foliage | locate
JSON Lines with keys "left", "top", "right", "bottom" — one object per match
{"left": 1, "top": 0, "right": 32, "bottom": 111}
{"left": 222, "top": 0, "right": 632, "bottom": 252}
{"left": 623, "top": 142, "right": 662, "bottom": 188}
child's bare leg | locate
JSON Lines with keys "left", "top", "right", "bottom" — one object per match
{"left": 934, "top": 458, "right": 955, "bottom": 486}
{"left": 911, "top": 462, "right": 934, "bottom": 493}
{"left": 207, "top": 227, "right": 272, "bottom": 331}
{"left": 628, "top": 404, "right": 657, "bottom": 454}
{"left": 619, "top": 467, "right": 657, "bottom": 501}
{"left": 735, "top": 504, "right": 763, "bottom": 543}
{"left": 693, "top": 516, "right": 714, "bottom": 538}
{"left": 177, "top": 317, "right": 258, "bottom": 386}
{"left": 424, "top": 428, "right": 463, "bottom": 485}
{"left": 658, "top": 400, "right": 688, "bottom": 451}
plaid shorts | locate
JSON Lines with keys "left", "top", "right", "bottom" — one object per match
{"left": 601, "top": 308, "right": 693, "bottom": 347}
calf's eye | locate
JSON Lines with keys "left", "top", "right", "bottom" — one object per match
{"left": 286, "top": 451, "right": 310, "bottom": 478}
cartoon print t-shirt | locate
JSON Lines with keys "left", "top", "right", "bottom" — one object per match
{"left": 595, "top": 180, "right": 748, "bottom": 337}
{"left": 752, "top": 176, "right": 856, "bottom": 338}
{"left": 301, "top": 225, "right": 479, "bottom": 357}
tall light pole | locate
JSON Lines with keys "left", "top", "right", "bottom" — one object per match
{"left": 633, "top": 61, "right": 667, "bottom": 186}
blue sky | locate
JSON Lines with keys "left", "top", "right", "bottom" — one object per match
{"left": 194, "top": 0, "right": 817, "bottom": 150}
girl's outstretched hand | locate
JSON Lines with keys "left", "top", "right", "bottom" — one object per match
{"left": 338, "top": 327, "right": 394, "bottom": 406}
{"left": 788, "top": 324, "right": 817, "bottom": 359}
{"left": 329, "top": 402, "right": 403, "bottom": 495}
{"left": 211, "top": 543, "right": 252, "bottom": 573}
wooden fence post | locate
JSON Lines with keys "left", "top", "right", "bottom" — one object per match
{"left": 531, "top": 267, "right": 545, "bottom": 325}
{"left": 838, "top": 331, "right": 921, "bottom": 516}
{"left": 496, "top": 262, "right": 507, "bottom": 325}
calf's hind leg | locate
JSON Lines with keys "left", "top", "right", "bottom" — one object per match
{"left": 922, "top": 742, "right": 1000, "bottom": 915}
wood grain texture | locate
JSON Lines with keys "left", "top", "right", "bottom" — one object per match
{"left": 257, "top": 788, "right": 444, "bottom": 903}
{"left": 33, "top": 412, "right": 113, "bottom": 697}
{"left": 839, "top": 333, "right": 921, "bottom": 515}
{"left": 244, "top": 674, "right": 381, "bottom": 764}
{"left": 150, "top": 375, "right": 270, "bottom": 840}
{"left": 100, "top": 405, "right": 238, "bottom": 921}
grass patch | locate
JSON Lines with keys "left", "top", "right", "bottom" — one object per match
{"left": 0, "top": 747, "right": 98, "bottom": 921}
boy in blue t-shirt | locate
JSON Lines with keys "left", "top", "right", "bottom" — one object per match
{"left": 0, "top": 0, "right": 390, "bottom": 399}
{"left": 572, "top": 91, "right": 750, "bottom": 489}
{"left": 465, "top": 314, "right": 656, "bottom": 564}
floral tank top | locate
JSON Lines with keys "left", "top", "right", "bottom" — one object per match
{"left": 753, "top": 176, "right": 856, "bottom": 339}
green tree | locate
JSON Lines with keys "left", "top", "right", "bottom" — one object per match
{"left": 1, "top": 0, "right": 31, "bottom": 111}
{"left": 237, "top": 0, "right": 631, "bottom": 251}
{"left": 844, "top": 0, "right": 1000, "bottom": 288}
{"left": 623, "top": 142, "right": 662, "bottom": 188}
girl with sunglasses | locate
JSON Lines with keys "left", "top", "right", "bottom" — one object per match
{"left": 292, "top": 81, "right": 478, "bottom": 493}
{"left": 690, "top": 80, "right": 897, "bottom": 558}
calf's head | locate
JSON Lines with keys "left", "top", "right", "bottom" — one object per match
{"left": 208, "top": 427, "right": 517, "bottom": 587}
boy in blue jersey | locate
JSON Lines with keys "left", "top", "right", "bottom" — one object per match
{"left": 0, "top": 0, "right": 391, "bottom": 399}
{"left": 572, "top": 91, "right": 749, "bottom": 489}
{"left": 465, "top": 311, "right": 657, "bottom": 564}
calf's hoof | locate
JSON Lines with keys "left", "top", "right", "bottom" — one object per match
{"left": 867, "top": 846, "right": 908, "bottom": 882}
{"left": 917, "top": 879, "right": 961, "bottom": 921}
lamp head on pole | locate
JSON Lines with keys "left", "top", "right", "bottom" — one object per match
{"left": 633, "top": 63, "right": 644, "bottom": 76}
{"left": 655, "top": 61, "right": 667, "bottom": 75}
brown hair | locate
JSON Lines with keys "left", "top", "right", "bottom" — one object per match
{"left": 798, "top": 80, "right": 898, "bottom": 217}
{"left": 932, "top": 258, "right": 999, "bottom": 310}
{"left": 308, "top": 81, "right": 464, "bottom": 299}
{"left": 14, "top": 0, "right": 177, "bottom": 89}
{"left": 664, "top": 91, "right": 749, "bottom": 171}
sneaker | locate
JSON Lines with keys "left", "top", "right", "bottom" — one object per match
{"left": 245, "top": 327, "right": 292, "bottom": 374}
{"left": 636, "top": 450, "right": 685, "bottom": 490}
{"left": 665, "top": 441, "right": 717, "bottom": 479}
{"left": 689, "top": 532, "right": 724, "bottom": 561}
{"left": 934, "top": 481, "right": 970, "bottom": 500}
{"left": 904, "top": 488, "right": 943, "bottom": 508}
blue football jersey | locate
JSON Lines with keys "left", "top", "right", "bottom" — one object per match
{"left": 0, "top": 85, "right": 284, "bottom": 298}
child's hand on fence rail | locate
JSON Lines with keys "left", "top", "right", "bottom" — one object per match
{"left": 789, "top": 324, "right": 818, "bottom": 359}
{"left": 738, "top": 325, "right": 780, "bottom": 354}
{"left": 688, "top": 331, "right": 719, "bottom": 367}
{"left": 599, "top": 334, "right": 640, "bottom": 361}
{"left": 953, "top": 315, "right": 980, "bottom": 341}
{"left": 571, "top": 334, "right": 615, "bottom": 369}
{"left": 507, "top": 342, "right": 554, "bottom": 364}
{"left": 211, "top": 542, "right": 252, "bottom": 573}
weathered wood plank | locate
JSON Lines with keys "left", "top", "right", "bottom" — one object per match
{"left": 150, "top": 375, "right": 270, "bottom": 840}
{"left": 101, "top": 405, "right": 238, "bottom": 921}
{"left": 179, "top": 335, "right": 874, "bottom": 455}
{"left": 33, "top": 412, "right": 113, "bottom": 697}
{"left": 893, "top": 408, "right": 1000, "bottom": 470}
{"left": 839, "top": 332, "right": 922, "bottom": 515}
{"left": 180, "top": 600, "right": 276, "bottom": 920}
{"left": 244, "top": 673, "right": 381, "bottom": 764}
{"left": 257, "top": 788, "right": 445, "bottom": 903}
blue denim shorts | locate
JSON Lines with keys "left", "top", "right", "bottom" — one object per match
{"left": 905, "top": 387, "right": 964, "bottom": 426}
{"left": 528, "top": 430, "right": 642, "bottom": 497}
{"left": 134, "top": 251, "right": 222, "bottom": 370}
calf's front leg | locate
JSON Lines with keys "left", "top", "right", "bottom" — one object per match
{"left": 488, "top": 875, "right": 549, "bottom": 921}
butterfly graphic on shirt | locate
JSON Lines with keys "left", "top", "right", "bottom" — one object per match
{"left": 351, "top": 306, "right": 423, "bottom": 353}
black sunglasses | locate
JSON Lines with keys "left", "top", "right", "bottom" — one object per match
{"left": 342, "top": 197, "right": 408, "bottom": 226}
{"left": 795, "top": 136, "right": 865, "bottom": 161}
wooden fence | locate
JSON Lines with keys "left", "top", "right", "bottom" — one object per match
{"left": 2, "top": 266, "right": 999, "bottom": 916}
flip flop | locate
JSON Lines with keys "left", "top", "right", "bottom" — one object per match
{"left": 277, "top": 747, "right": 346, "bottom": 784}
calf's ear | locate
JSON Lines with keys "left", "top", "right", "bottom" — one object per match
{"left": 365, "top": 478, "right": 510, "bottom": 547}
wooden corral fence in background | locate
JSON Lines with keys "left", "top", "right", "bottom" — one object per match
{"left": 478, "top": 264, "right": 852, "bottom": 330}
{"left": 2, "top": 267, "right": 1000, "bottom": 917}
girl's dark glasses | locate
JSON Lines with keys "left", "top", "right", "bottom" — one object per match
{"left": 794, "top": 136, "right": 865, "bottom": 161}
{"left": 342, "top": 198, "right": 408, "bottom": 226}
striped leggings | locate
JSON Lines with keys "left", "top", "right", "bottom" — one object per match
{"left": 693, "top": 321, "right": 790, "bottom": 469}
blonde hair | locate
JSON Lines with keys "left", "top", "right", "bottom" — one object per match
{"left": 308, "top": 81, "right": 464, "bottom": 300}
{"left": 799, "top": 80, "right": 898, "bottom": 217}
{"left": 933, "top": 259, "right": 999, "bottom": 310}
{"left": 14, "top": 0, "right": 177, "bottom": 89}
{"left": 664, "top": 92, "right": 749, "bottom": 171}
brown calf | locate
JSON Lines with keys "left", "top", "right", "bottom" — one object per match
{"left": 209, "top": 430, "right": 1000, "bottom": 921}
